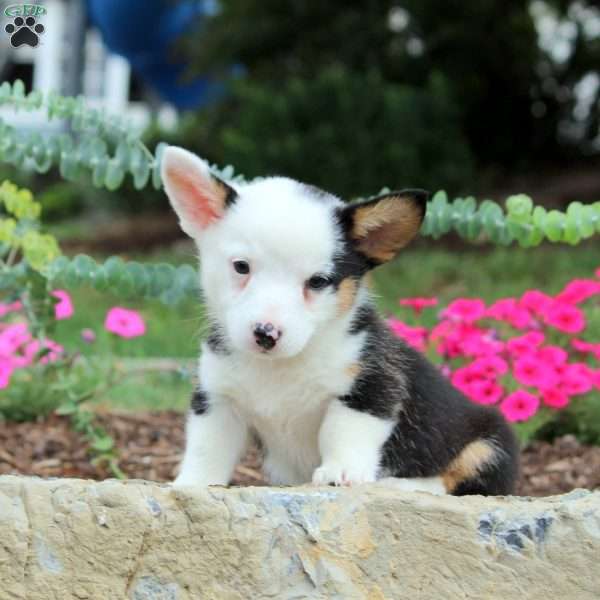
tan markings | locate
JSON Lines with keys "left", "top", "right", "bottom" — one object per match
{"left": 442, "top": 440, "right": 497, "bottom": 493}
{"left": 352, "top": 195, "right": 422, "bottom": 263}
{"left": 337, "top": 277, "right": 358, "bottom": 314}
{"left": 345, "top": 362, "right": 362, "bottom": 379}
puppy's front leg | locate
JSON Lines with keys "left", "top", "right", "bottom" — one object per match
{"left": 174, "top": 394, "right": 247, "bottom": 487}
{"left": 312, "top": 399, "right": 395, "bottom": 486}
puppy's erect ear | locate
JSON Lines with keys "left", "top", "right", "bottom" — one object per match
{"left": 340, "top": 190, "right": 428, "bottom": 265}
{"left": 161, "top": 146, "right": 237, "bottom": 238}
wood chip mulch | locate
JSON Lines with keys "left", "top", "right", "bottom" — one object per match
{"left": 0, "top": 411, "right": 599, "bottom": 497}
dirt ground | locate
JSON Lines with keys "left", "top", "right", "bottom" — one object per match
{"left": 0, "top": 410, "right": 599, "bottom": 497}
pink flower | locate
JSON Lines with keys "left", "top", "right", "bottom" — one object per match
{"left": 470, "top": 356, "right": 509, "bottom": 377}
{"left": 0, "top": 301, "right": 22, "bottom": 318}
{"left": 81, "top": 329, "right": 96, "bottom": 344}
{"left": 468, "top": 380, "right": 504, "bottom": 405}
{"left": 0, "top": 357, "right": 13, "bottom": 389}
{"left": 451, "top": 364, "right": 487, "bottom": 392}
{"left": 513, "top": 355, "right": 559, "bottom": 389}
{"left": 443, "top": 299, "right": 486, "bottom": 323}
{"left": 506, "top": 332, "right": 545, "bottom": 357}
{"left": 52, "top": 290, "right": 74, "bottom": 320}
{"left": 571, "top": 339, "right": 600, "bottom": 359}
{"left": 543, "top": 302, "right": 585, "bottom": 334}
{"left": 520, "top": 290, "right": 553, "bottom": 315}
{"left": 0, "top": 323, "right": 30, "bottom": 356}
{"left": 399, "top": 297, "right": 438, "bottom": 316}
{"left": 388, "top": 318, "right": 428, "bottom": 351}
{"left": 487, "top": 298, "right": 532, "bottom": 329}
{"left": 542, "top": 388, "right": 570, "bottom": 409}
{"left": 104, "top": 307, "right": 146, "bottom": 339}
{"left": 559, "top": 362, "right": 594, "bottom": 395}
{"left": 500, "top": 390, "right": 540, "bottom": 422}
{"left": 555, "top": 279, "right": 600, "bottom": 305}
{"left": 593, "top": 369, "right": 600, "bottom": 390}
{"left": 536, "top": 345, "right": 568, "bottom": 366}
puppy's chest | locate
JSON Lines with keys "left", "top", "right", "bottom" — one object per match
{"left": 200, "top": 338, "right": 362, "bottom": 473}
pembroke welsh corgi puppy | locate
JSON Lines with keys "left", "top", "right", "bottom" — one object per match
{"left": 162, "top": 146, "right": 518, "bottom": 495}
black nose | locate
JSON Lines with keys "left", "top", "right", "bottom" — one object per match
{"left": 253, "top": 322, "right": 281, "bottom": 350}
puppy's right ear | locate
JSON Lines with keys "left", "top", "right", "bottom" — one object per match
{"left": 161, "top": 146, "right": 237, "bottom": 238}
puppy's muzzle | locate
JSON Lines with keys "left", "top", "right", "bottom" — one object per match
{"left": 253, "top": 322, "right": 282, "bottom": 351}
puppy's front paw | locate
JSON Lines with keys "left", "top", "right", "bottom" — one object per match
{"left": 171, "top": 473, "right": 211, "bottom": 488}
{"left": 312, "top": 462, "right": 376, "bottom": 486}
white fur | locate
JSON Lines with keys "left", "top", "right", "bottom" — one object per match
{"left": 313, "top": 399, "right": 396, "bottom": 485}
{"left": 162, "top": 146, "right": 406, "bottom": 488}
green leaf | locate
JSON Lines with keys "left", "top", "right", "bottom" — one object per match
{"left": 90, "top": 436, "right": 114, "bottom": 452}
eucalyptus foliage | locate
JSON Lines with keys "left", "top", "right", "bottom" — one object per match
{"left": 0, "top": 81, "right": 598, "bottom": 306}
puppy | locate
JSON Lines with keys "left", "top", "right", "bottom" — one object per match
{"left": 163, "top": 147, "right": 519, "bottom": 495}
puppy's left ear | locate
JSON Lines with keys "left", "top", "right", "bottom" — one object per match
{"left": 340, "top": 190, "right": 428, "bottom": 265}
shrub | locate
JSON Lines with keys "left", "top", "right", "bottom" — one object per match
{"left": 213, "top": 68, "right": 475, "bottom": 198}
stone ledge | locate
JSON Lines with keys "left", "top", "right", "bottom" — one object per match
{"left": 0, "top": 476, "right": 599, "bottom": 600}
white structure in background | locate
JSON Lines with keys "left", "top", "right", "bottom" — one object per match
{"left": 0, "top": 0, "right": 177, "bottom": 133}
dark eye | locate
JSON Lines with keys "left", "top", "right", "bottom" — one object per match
{"left": 307, "top": 274, "right": 332, "bottom": 291}
{"left": 233, "top": 260, "right": 250, "bottom": 275}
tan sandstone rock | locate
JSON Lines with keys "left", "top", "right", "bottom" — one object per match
{"left": 0, "top": 476, "right": 598, "bottom": 599}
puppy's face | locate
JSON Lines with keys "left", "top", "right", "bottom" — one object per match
{"left": 162, "top": 147, "right": 427, "bottom": 359}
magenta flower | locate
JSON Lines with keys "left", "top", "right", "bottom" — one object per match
{"left": 487, "top": 298, "right": 532, "bottom": 329}
{"left": 104, "top": 307, "right": 146, "bottom": 339}
{"left": 0, "top": 357, "right": 13, "bottom": 389}
{"left": 559, "top": 363, "right": 594, "bottom": 396}
{"left": 0, "top": 323, "right": 30, "bottom": 355}
{"left": 506, "top": 331, "right": 545, "bottom": 357}
{"left": 0, "top": 301, "right": 22, "bottom": 318}
{"left": 81, "top": 328, "right": 96, "bottom": 344}
{"left": 542, "top": 388, "right": 570, "bottom": 409}
{"left": 513, "top": 355, "right": 559, "bottom": 389}
{"left": 536, "top": 345, "right": 568, "bottom": 366}
{"left": 555, "top": 279, "right": 600, "bottom": 305}
{"left": 388, "top": 318, "right": 428, "bottom": 351}
{"left": 500, "top": 390, "right": 540, "bottom": 422}
{"left": 571, "top": 339, "right": 600, "bottom": 359}
{"left": 399, "top": 297, "right": 438, "bottom": 316}
{"left": 470, "top": 356, "right": 509, "bottom": 377}
{"left": 543, "top": 302, "right": 585, "bottom": 334}
{"left": 520, "top": 290, "right": 553, "bottom": 315}
{"left": 468, "top": 380, "right": 504, "bottom": 405}
{"left": 52, "top": 290, "right": 74, "bottom": 320}
{"left": 443, "top": 298, "right": 486, "bottom": 323}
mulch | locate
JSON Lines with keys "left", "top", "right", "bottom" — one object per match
{"left": 0, "top": 410, "right": 599, "bottom": 497}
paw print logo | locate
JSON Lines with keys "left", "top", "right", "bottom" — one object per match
{"left": 5, "top": 16, "right": 45, "bottom": 48}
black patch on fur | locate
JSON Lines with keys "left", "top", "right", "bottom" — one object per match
{"left": 206, "top": 322, "right": 230, "bottom": 355}
{"left": 349, "top": 304, "right": 377, "bottom": 335}
{"left": 339, "top": 304, "right": 519, "bottom": 495}
{"left": 191, "top": 389, "right": 209, "bottom": 415}
{"left": 217, "top": 178, "right": 238, "bottom": 208}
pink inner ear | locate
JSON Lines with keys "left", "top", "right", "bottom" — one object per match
{"left": 166, "top": 166, "right": 221, "bottom": 228}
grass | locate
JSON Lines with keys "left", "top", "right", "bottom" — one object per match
{"left": 50, "top": 240, "right": 599, "bottom": 411}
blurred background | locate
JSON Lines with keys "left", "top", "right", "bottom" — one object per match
{"left": 0, "top": 0, "right": 598, "bottom": 406}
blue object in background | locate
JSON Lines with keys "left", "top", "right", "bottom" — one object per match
{"left": 86, "top": 0, "right": 220, "bottom": 109}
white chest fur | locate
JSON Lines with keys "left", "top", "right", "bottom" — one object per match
{"left": 199, "top": 324, "right": 366, "bottom": 484}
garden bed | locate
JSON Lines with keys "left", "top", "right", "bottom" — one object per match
{"left": 0, "top": 410, "right": 599, "bottom": 496}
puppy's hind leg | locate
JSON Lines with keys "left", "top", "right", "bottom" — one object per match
{"left": 442, "top": 430, "right": 519, "bottom": 496}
